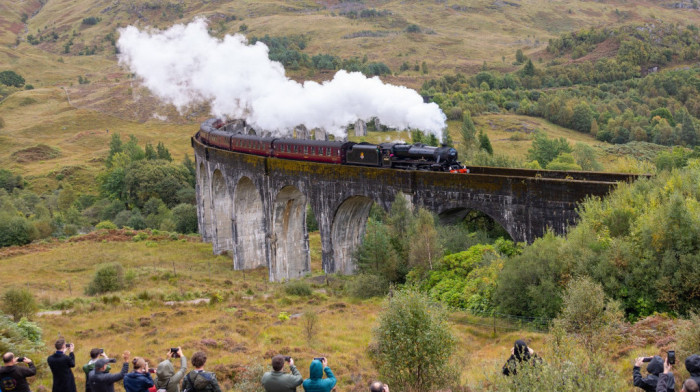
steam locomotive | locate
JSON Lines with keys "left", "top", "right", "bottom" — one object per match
{"left": 195, "top": 118, "right": 466, "bottom": 172}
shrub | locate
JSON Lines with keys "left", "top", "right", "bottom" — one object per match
{"left": 0, "top": 215, "right": 35, "bottom": 247}
{"left": 233, "top": 362, "right": 266, "bottom": 392}
{"left": 370, "top": 288, "right": 456, "bottom": 392}
{"left": 0, "top": 70, "right": 25, "bottom": 87}
{"left": 85, "top": 263, "right": 126, "bottom": 295}
{"left": 172, "top": 203, "right": 197, "bottom": 233}
{"left": 95, "top": 220, "right": 117, "bottom": 230}
{"left": 346, "top": 274, "right": 389, "bottom": 299}
{"left": 0, "top": 315, "right": 44, "bottom": 360}
{"left": 2, "top": 288, "right": 38, "bottom": 321}
{"left": 284, "top": 280, "right": 312, "bottom": 296}
{"left": 82, "top": 16, "right": 101, "bottom": 25}
{"left": 675, "top": 311, "right": 700, "bottom": 360}
{"left": 302, "top": 310, "right": 318, "bottom": 344}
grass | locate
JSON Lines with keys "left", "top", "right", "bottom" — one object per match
{"left": 0, "top": 232, "right": 678, "bottom": 391}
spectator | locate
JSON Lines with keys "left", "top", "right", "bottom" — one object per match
{"left": 261, "top": 355, "right": 303, "bottom": 392}
{"left": 83, "top": 349, "right": 111, "bottom": 392}
{"left": 155, "top": 347, "right": 187, "bottom": 392}
{"left": 124, "top": 357, "right": 155, "bottom": 392}
{"left": 302, "top": 358, "right": 336, "bottom": 392}
{"left": 502, "top": 340, "right": 540, "bottom": 376}
{"left": 658, "top": 357, "right": 697, "bottom": 392}
{"left": 90, "top": 351, "right": 130, "bottom": 392}
{"left": 181, "top": 351, "right": 222, "bottom": 392}
{"left": 0, "top": 352, "right": 36, "bottom": 392}
{"left": 48, "top": 338, "right": 77, "bottom": 392}
{"left": 634, "top": 355, "right": 675, "bottom": 392}
{"left": 369, "top": 381, "right": 389, "bottom": 392}
{"left": 687, "top": 355, "right": 700, "bottom": 386}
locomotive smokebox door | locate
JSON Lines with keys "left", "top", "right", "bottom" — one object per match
{"left": 345, "top": 143, "right": 382, "bottom": 167}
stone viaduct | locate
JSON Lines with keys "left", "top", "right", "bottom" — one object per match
{"left": 192, "top": 136, "right": 641, "bottom": 282}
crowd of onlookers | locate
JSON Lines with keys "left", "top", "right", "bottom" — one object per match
{"left": 0, "top": 338, "right": 698, "bottom": 391}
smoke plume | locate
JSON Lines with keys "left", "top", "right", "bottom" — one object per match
{"left": 117, "top": 18, "right": 446, "bottom": 138}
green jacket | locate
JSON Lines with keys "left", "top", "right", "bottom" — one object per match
{"left": 155, "top": 356, "right": 187, "bottom": 392}
{"left": 181, "top": 370, "right": 221, "bottom": 392}
{"left": 261, "top": 365, "right": 303, "bottom": 392}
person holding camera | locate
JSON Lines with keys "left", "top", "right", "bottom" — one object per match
{"left": 181, "top": 351, "right": 222, "bottom": 392}
{"left": 369, "top": 381, "right": 389, "bottom": 392}
{"left": 48, "top": 338, "right": 77, "bottom": 392}
{"left": 658, "top": 356, "right": 698, "bottom": 392}
{"left": 124, "top": 357, "right": 155, "bottom": 392}
{"left": 155, "top": 347, "right": 187, "bottom": 392}
{"left": 302, "top": 357, "right": 336, "bottom": 392}
{"left": 84, "top": 349, "right": 112, "bottom": 392}
{"left": 634, "top": 355, "right": 675, "bottom": 392}
{"left": 261, "top": 355, "right": 303, "bottom": 392}
{"left": 502, "top": 340, "right": 540, "bottom": 376}
{"left": 0, "top": 353, "right": 36, "bottom": 392}
{"left": 89, "top": 351, "right": 130, "bottom": 392}
{"left": 686, "top": 354, "right": 700, "bottom": 386}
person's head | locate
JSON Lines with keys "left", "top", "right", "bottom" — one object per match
{"left": 647, "top": 355, "right": 664, "bottom": 375}
{"left": 90, "top": 348, "right": 102, "bottom": 360}
{"left": 683, "top": 379, "right": 699, "bottom": 392}
{"left": 513, "top": 340, "right": 530, "bottom": 361}
{"left": 2, "top": 352, "right": 14, "bottom": 365}
{"left": 55, "top": 338, "right": 66, "bottom": 351}
{"left": 132, "top": 357, "right": 147, "bottom": 372}
{"left": 94, "top": 358, "right": 110, "bottom": 372}
{"left": 191, "top": 351, "right": 207, "bottom": 369}
{"left": 687, "top": 354, "right": 700, "bottom": 375}
{"left": 370, "top": 381, "right": 384, "bottom": 392}
{"left": 271, "top": 355, "right": 285, "bottom": 372}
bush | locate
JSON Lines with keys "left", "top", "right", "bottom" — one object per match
{"left": 233, "top": 362, "right": 266, "bottom": 392}
{"left": 2, "top": 288, "right": 38, "bottom": 321}
{"left": 370, "top": 288, "right": 456, "bottom": 392}
{"left": 0, "top": 215, "right": 35, "bottom": 247}
{"left": 675, "top": 311, "right": 700, "bottom": 360}
{"left": 0, "top": 70, "right": 25, "bottom": 87}
{"left": 0, "top": 315, "right": 44, "bottom": 361}
{"left": 284, "top": 280, "right": 312, "bottom": 296}
{"left": 96, "top": 220, "right": 117, "bottom": 230}
{"left": 172, "top": 203, "right": 198, "bottom": 233}
{"left": 346, "top": 274, "right": 389, "bottom": 299}
{"left": 85, "top": 263, "right": 126, "bottom": 295}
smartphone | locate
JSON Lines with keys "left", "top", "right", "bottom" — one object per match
{"left": 313, "top": 357, "right": 324, "bottom": 362}
{"left": 99, "top": 348, "right": 104, "bottom": 354}
{"left": 148, "top": 368, "right": 156, "bottom": 373}
{"left": 642, "top": 357, "right": 653, "bottom": 362}
{"left": 284, "top": 356, "right": 291, "bottom": 362}
{"left": 668, "top": 351, "right": 676, "bottom": 365}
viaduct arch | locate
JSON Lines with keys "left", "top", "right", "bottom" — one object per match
{"left": 193, "top": 137, "right": 641, "bottom": 282}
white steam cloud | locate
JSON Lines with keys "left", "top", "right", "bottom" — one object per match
{"left": 116, "top": 18, "right": 446, "bottom": 138}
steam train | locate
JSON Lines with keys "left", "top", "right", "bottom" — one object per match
{"left": 195, "top": 118, "right": 466, "bottom": 172}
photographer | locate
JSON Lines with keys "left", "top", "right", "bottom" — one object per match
{"left": 658, "top": 357, "right": 698, "bottom": 392}
{"left": 261, "top": 355, "right": 303, "bottom": 392}
{"left": 687, "top": 354, "right": 700, "bottom": 386}
{"left": 181, "top": 351, "right": 222, "bottom": 392}
{"left": 84, "top": 349, "right": 112, "bottom": 392}
{"left": 48, "top": 338, "right": 77, "bottom": 392}
{"left": 502, "top": 340, "right": 540, "bottom": 376}
{"left": 634, "top": 355, "right": 675, "bottom": 392}
{"left": 155, "top": 347, "right": 187, "bottom": 392}
{"left": 0, "top": 352, "right": 36, "bottom": 392}
{"left": 124, "top": 357, "right": 155, "bottom": 392}
{"left": 89, "top": 351, "right": 130, "bottom": 392}
{"left": 369, "top": 381, "right": 389, "bottom": 392}
{"left": 302, "top": 357, "right": 336, "bottom": 392}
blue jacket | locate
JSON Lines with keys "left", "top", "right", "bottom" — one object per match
{"left": 302, "top": 360, "right": 336, "bottom": 392}
{"left": 123, "top": 371, "right": 154, "bottom": 392}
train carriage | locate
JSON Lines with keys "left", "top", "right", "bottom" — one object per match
{"left": 272, "top": 139, "right": 351, "bottom": 164}
{"left": 231, "top": 134, "right": 275, "bottom": 156}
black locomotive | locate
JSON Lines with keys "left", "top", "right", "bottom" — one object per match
{"left": 195, "top": 118, "right": 466, "bottom": 172}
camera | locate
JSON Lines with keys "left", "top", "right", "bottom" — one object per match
{"left": 284, "top": 356, "right": 291, "bottom": 362}
{"left": 668, "top": 350, "right": 676, "bottom": 365}
{"left": 108, "top": 358, "right": 117, "bottom": 363}
{"left": 170, "top": 348, "right": 180, "bottom": 358}
{"left": 642, "top": 357, "right": 653, "bottom": 362}
{"left": 313, "top": 357, "right": 325, "bottom": 362}
{"left": 17, "top": 357, "right": 25, "bottom": 363}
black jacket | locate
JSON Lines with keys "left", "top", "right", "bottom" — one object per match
{"left": 0, "top": 362, "right": 37, "bottom": 392}
{"left": 89, "top": 362, "right": 129, "bottom": 392}
{"left": 48, "top": 351, "right": 77, "bottom": 392}
{"left": 686, "top": 354, "right": 700, "bottom": 386}
{"left": 633, "top": 356, "right": 675, "bottom": 392}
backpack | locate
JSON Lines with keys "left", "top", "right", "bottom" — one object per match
{"left": 183, "top": 372, "right": 211, "bottom": 392}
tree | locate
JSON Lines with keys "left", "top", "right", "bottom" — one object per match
{"left": 571, "top": 102, "right": 594, "bottom": 133}
{"left": 572, "top": 143, "right": 603, "bottom": 171}
{"left": 522, "top": 59, "right": 535, "bottom": 76}
{"left": 106, "top": 133, "right": 123, "bottom": 167}
{"left": 2, "top": 288, "right": 38, "bottom": 321}
{"left": 0, "top": 215, "right": 34, "bottom": 248}
{"left": 460, "top": 112, "right": 477, "bottom": 149}
{"left": 0, "top": 70, "right": 25, "bottom": 87}
{"left": 681, "top": 116, "right": 698, "bottom": 146}
{"left": 144, "top": 143, "right": 157, "bottom": 160}
{"left": 386, "top": 193, "right": 414, "bottom": 280}
{"left": 527, "top": 132, "right": 572, "bottom": 167}
{"left": 546, "top": 153, "right": 582, "bottom": 171}
{"left": 478, "top": 130, "right": 493, "bottom": 155}
{"left": 157, "top": 142, "right": 172, "bottom": 161}
{"left": 408, "top": 208, "right": 442, "bottom": 274}
{"left": 515, "top": 48, "right": 526, "bottom": 64}
{"left": 370, "top": 289, "right": 456, "bottom": 392}
{"left": 353, "top": 219, "right": 399, "bottom": 282}
{"left": 172, "top": 203, "right": 198, "bottom": 233}
{"left": 0, "top": 169, "right": 23, "bottom": 192}
{"left": 85, "top": 263, "right": 126, "bottom": 295}
{"left": 123, "top": 160, "right": 192, "bottom": 208}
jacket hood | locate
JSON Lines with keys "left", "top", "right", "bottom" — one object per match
{"left": 514, "top": 340, "right": 531, "bottom": 362}
{"left": 309, "top": 360, "right": 323, "bottom": 379}
{"left": 157, "top": 360, "right": 175, "bottom": 381}
{"left": 647, "top": 356, "right": 664, "bottom": 375}
{"left": 686, "top": 354, "right": 700, "bottom": 375}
